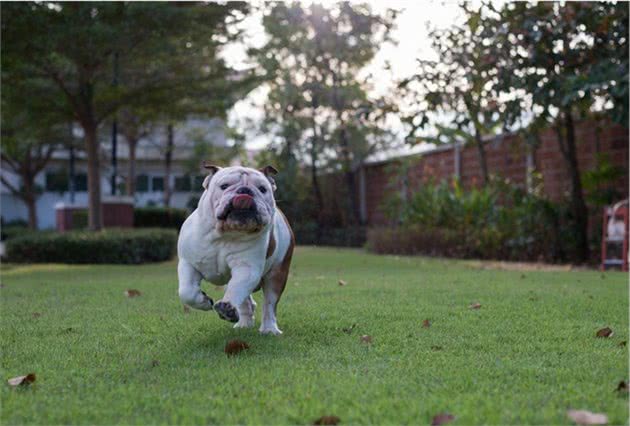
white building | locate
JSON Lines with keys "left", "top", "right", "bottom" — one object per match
{"left": 1, "top": 118, "right": 244, "bottom": 229}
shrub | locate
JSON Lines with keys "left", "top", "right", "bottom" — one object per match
{"left": 372, "top": 178, "right": 570, "bottom": 262}
{"left": 293, "top": 222, "right": 366, "bottom": 247}
{"left": 134, "top": 207, "right": 188, "bottom": 230}
{"left": 6, "top": 228, "right": 177, "bottom": 264}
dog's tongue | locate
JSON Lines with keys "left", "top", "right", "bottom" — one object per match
{"left": 232, "top": 194, "right": 254, "bottom": 209}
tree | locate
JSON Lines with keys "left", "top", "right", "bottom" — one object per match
{"left": 0, "top": 78, "right": 72, "bottom": 229}
{"left": 252, "top": 2, "right": 399, "bottom": 225}
{"left": 486, "top": 1, "right": 629, "bottom": 261}
{"left": 2, "top": 2, "right": 248, "bottom": 230}
{"left": 399, "top": 7, "right": 504, "bottom": 186}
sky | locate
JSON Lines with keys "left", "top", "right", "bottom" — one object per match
{"left": 221, "top": 1, "right": 465, "bottom": 151}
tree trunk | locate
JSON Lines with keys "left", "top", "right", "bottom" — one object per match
{"left": 26, "top": 194, "right": 38, "bottom": 230}
{"left": 84, "top": 123, "right": 103, "bottom": 231}
{"left": 561, "top": 109, "right": 589, "bottom": 262}
{"left": 21, "top": 174, "right": 38, "bottom": 230}
{"left": 126, "top": 138, "right": 138, "bottom": 196}
{"left": 163, "top": 124, "right": 174, "bottom": 207}
{"left": 340, "top": 128, "right": 362, "bottom": 225}
{"left": 474, "top": 132, "right": 489, "bottom": 186}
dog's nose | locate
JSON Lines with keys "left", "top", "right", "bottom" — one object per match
{"left": 236, "top": 187, "right": 254, "bottom": 196}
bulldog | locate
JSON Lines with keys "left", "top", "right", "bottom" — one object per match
{"left": 177, "top": 164, "right": 294, "bottom": 335}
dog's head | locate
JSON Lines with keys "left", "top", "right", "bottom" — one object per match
{"left": 199, "top": 164, "right": 278, "bottom": 234}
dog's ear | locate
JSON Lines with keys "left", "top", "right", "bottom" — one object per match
{"left": 202, "top": 162, "right": 221, "bottom": 190}
{"left": 259, "top": 165, "right": 278, "bottom": 191}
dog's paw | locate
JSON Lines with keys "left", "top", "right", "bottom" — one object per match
{"left": 233, "top": 316, "right": 255, "bottom": 329}
{"left": 214, "top": 301, "right": 239, "bottom": 323}
{"left": 259, "top": 324, "right": 283, "bottom": 335}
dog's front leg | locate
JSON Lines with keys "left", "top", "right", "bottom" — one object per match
{"left": 178, "top": 259, "right": 214, "bottom": 311}
{"left": 214, "top": 264, "right": 261, "bottom": 325}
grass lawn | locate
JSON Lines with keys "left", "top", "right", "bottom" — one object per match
{"left": 1, "top": 247, "right": 628, "bottom": 425}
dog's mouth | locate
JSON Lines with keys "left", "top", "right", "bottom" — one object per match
{"left": 217, "top": 194, "right": 259, "bottom": 222}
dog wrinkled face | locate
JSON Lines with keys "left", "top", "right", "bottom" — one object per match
{"left": 204, "top": 166, "right": 276, "bottom": 234}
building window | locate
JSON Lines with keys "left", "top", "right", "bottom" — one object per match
{"left": 152, "top": 176, "right": 164, "bottom": 192}
{"left": 136, "top": 175, "right": 149, "bottom": 192}
{"left": 174, "top": 175, "right": 191, "bottom": 192}
{"left": 74, "top": 173, "right": 87, "bottom": 192}
{"left": 46, "top": 170, "right": 69, "bottom": 192}
{"left": 193, "top": 175, "right": 205, "bottom": 190}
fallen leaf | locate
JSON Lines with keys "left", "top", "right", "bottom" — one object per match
{"left": 469, "top": 302, "right": 482, "bottom": 309}
{"left": 431, "top": 413, "right": 455, "bottom": 426}
{"left": 567, "top": 409, "right": 608, "bottom": 425}
{"left": 7, "top": 373, "right": 36, "bottom": 387}
{"left": 313, "top": 415, "right": 340, "bottom": 425}
{"left": 360, "top": 335, "right": 373, "bottom": 344}
{"left": 342, "top": 324, "right": 356, "bottom": 334}
{"left": 32, "top": 312, "right": 42, "bottom": 318}
{"left": 224, "top": 339, "right": 249, "bottom": 357}
{"left": 183, "top": 305, "right": 190, "bottom": 314}
{"left": 616, "top": 380, "right": 628, "bottom": 393}
{"left": 422, "top": 319, "right": 431, "bottom": 328}
{"left": 151, "top": 360, "right": 160, "bottom": 367}
{"left": 124, "top": 289, "right": 141, "bottom": 298}
{"left": 596, "top": 327, "right": 613, "bottom": 338}
{"left": 618, "top": 341, "right": 627, "bottom": 347}
{"left": 338, "top": 279, "right": 347, "bottom": 286}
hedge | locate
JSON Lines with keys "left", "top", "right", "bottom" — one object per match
{"left": 6, "top": 228, "right": 178, "bottom": 264}
{"left": 134, "top": 207, "right": 188, "bottom": 229}
{"left": 292, "top": 222, "right": 366, "bottom": 247}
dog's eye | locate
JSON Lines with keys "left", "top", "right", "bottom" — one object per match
{"left": 258, "top": 186, "right": 267, "bottom": 194}
{"left": 220, "top": 184, "right": 229, "bottom": 190}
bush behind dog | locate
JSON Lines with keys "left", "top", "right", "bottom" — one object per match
{"left": 6, "top": 228, "right": 177, "bottom": 264}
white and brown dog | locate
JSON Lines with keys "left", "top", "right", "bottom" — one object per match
{"left": 177, "top": 164, "right": 294, "bottom": 335}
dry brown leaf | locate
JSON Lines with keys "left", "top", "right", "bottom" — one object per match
{"left": 431, "top": 413, "right": 455, "bottom": 426}
{"left": 32, "top": 312, "right": 42, "bottom": 318}
{"left": 183, "top": 305, "right": 190, "bottom": 314}
{"left": 360, "top": 335, "right": 373, "bottom": 344}
{"left": 224, "top": 339, "right": 249, "bottom": 357}
{"left": 338, "top": 279, "right": 347, "bottom": 286}
{"left": 596, "top": 327, "right": 613, "bottom": 338}
{"left": 616, "top": 380, "right": 628, "bottom": 393}
{"left": 124, "top": 289, "right": 141, "bottom": 298}
{"left": 313, "top": 415, "right": 340, "bottom": 425}
{"left": 422, "top": 319, "right": 431, "bottom": 328}
{"left": 469, "top": 303, "right": 482, "bottom": 309}
{"left": 7, "top": 373, "right": 36, "bottom": 387}
{"left": 567, "top": 409, "right": 608, "bottom": 425}
{"left": 342, "top": 324, "right": 356, "bottom": 334}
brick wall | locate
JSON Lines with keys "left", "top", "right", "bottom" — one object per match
{"left": 346, "top": 120, "right": 628, "bottom": 226}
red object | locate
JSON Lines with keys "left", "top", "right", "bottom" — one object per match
{"left": 601, "top": 204, "right": 629, "bottom": 272}
{"left": 55, "top": 198, "right": 134, "bottom": 231}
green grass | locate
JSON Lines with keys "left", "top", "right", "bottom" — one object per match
{"left": 1, "top": 247, "right": 628, "bottom": 425}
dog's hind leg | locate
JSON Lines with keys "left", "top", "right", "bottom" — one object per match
{"left": 178, "top": 259, "right": 213, "bottom": 311}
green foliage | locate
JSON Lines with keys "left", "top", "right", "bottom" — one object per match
{"left": 292, "top": 223, "right": 366, "bottom": 247}
{"left": 378, "top": 179, "right": 567, "bottom": 261}
{"left": 582, "top": 153, "right": 626, "bottom": 207}
{"left": 253, "top": 2, "right": 399, "bottom": 223}
{"left": 6, "top": 229, "right": 177, "bottom": 264}
{"left": 133, "top": 208, "right": 188, "bottom": 230}
{"left": 487, "top": 2, "right": 629, "bottom": 127}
